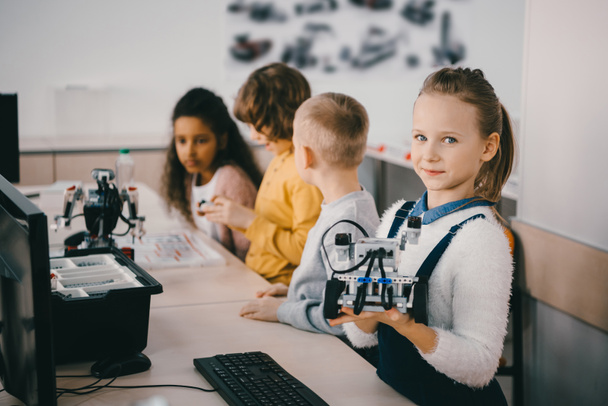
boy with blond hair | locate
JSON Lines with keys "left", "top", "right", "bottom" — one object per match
{"left": 239, "top": 92, "right": 380, "bottom": 336}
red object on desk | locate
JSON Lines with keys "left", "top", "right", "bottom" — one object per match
{"left": 121, "top": 246, "right": 135, "bottom": 260}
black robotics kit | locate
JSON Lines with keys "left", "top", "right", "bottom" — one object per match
{"left": 49, "top": 247, "right": 162, "bottom": 364}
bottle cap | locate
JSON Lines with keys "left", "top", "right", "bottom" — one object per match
{"left": 119, "top": 148, "right": 130, "bottom": 154}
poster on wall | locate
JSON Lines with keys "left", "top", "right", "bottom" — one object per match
{"left": 223, "top": 0, "right": 472, "bottom": 82}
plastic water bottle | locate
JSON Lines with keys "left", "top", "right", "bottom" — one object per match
{"left": 115, "top": 149, "right": 135, "bottom": 191}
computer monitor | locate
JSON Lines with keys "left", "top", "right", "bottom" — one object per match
{"left": 0, "top": 94, "right": 20, "bottom": 183}
{"left": 0, "top": 174, "right": 56, "bottom": 405}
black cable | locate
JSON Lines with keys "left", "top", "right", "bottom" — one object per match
{"left": 353, "top": 284, "right": 367, "bottom": 315}
{"left": 57, "top": 377, "right": 105, "bottom": 392}
{"left": 321, "top": 219, "right": 371, "bottom": 274}
{"left": 377, "top": 250, "right": 386, "bottom": 279}
{"left": 56, "top": 364, "right": 215, "bottom": 397}
{"left": 56, "top": 374, "right": 94, "bottom": 378}
{"left": 378, "top": 255, "right": 395, "bottom": 310}
{"left": 56, "top": 376, "right": 115, "bottom": 398}
{"left": 327, "top": 251, "right": 372, "bottom": 274}
{"left": 56, "top": 381, "right": 216, "bottom": 397}
{"left": 326, "top": 219, "right": 370, "bottom": 237}
{"left": 110, "top": 183, "right": 135, "bottom": 237}
{"left": 353, "top": 251, "right": 377, "bottom": 315}
{"left": 99, "top": 180, "right": 108, "bottom": 236}
{"left": 97, "top": 383, "right": 216, "bottom": 393}
{"left": 111, "top": 218, "right": 133, "bottom": 237}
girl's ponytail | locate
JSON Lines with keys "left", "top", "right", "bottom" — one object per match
{"left": 497, "top": 104, "right": 515, "bottom": 194}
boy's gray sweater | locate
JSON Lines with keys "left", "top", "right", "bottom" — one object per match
{"left": 276, "top": 188, "right": 379, "bottom": 335}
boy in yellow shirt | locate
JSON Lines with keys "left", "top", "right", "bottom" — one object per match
{"left": 203, "top": 63, "right": 322, "bottom": 285}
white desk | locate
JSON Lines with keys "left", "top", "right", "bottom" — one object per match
{"left": 1, "top": 184, "right": 413, "bottom": 406}
{"left": 49, "top": 302, "right": 410, "bottom": 406}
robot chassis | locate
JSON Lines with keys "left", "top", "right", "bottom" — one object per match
{"left": 324, "top": 216, "right": 429, "bottom": 325}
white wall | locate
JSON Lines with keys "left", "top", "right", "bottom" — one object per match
{"left": 0, "top": 0, "right": 524, "bottom": 148}
{"left": 0, "top": 0, "right": 224, "bottom": 138}
{"left": 518, "top": 0, "right": 608, "bottom": 251}
{"left": 518, "top": 1, "right": 608, "bottom": 403}
{"left": 3, "top": 0, "right": 602, "bottom": 249}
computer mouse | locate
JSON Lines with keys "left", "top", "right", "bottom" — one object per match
{"left": 91, "top": 352, "right": 152, "bottom": 379}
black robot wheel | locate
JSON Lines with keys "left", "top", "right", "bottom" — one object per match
{"left": 413, "top": 280, "right": 429, "bottom": 326}
{"left": 323, "top": 278, "right": 345, "bottom": 319}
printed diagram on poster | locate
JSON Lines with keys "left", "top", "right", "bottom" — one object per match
{"left": 224, "top": 0, "right": 472, "bottom": 80}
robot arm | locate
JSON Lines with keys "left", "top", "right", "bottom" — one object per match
{"left": 121, "top": 186, "right": 146, "bottom": 240}
{"left": 52, "top": 185, "right": 83, "bottom": 230}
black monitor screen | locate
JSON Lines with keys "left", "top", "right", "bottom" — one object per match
{"left": 0, "top": 94, "right": 19, "bottom": 183}
{"left": 0, "top": 174, "right": 56, "bottom": 405}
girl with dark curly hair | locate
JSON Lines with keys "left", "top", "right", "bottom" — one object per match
{"left": 161, "top": 87, "right": 263, "bottom": 261}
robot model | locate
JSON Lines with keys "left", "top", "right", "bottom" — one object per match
{"left": 52, "top": 168, "right": 145, "bottom": 252}
{"left": 323, "top": 216, "right": 429, "bottom": 325}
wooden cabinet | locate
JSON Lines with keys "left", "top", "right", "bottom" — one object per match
{"left": 17, "top": 150, "right": 167, "bottom": 195}
{"left": 54, "top": 152, "right": 117, "bottom": 184}
{"left": 18, "top": 153, "right": 55, "bottom": 185}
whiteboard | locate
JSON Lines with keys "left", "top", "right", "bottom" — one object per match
{"left": 0, "top": 0, "right": 524, "bottom": 150}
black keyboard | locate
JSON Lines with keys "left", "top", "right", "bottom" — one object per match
{"left": 194, "top": 351, "right": 329, "bottom": 406}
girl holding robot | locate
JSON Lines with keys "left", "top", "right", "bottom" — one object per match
{"left": 330, "top": 67, "right": 515, "bottom": 406}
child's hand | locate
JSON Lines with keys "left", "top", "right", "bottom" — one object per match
{"left": 329, "top": 306, "right": 414, "bottom": 332}
{"left": 195, "top": 199, "right": 213, "bottom": 216}
{"left": 331, "top": 306, "right": 437, "bottom": 354}
{"left": 201, "top": 196, "right": 256, "bottom": 229}
{"left": 255, "top": 283, "right": 288, "bottom": 298}
{"left": 239, "top": 296, "right": 284, "bottom": 322}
